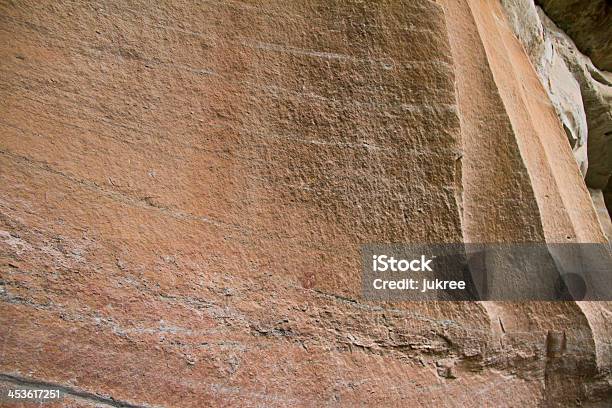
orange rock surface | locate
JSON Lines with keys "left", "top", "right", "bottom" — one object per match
{"left": 1, "top": 0, "right": 610, "bottom": 406}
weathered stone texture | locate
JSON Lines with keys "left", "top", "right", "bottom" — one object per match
{"left": 502, "top": 0, "right": 612, "bottom": 227}
{"left": 536, "top": 0, "right": 611, "bottom": 72}
{"left": 1, "top": 0, "right": 610, "bottom": 407}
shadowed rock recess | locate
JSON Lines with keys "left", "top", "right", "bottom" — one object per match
{"left": 0, "top": 1, "right": 610, "bottom": 407}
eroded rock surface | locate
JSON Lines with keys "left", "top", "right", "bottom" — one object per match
{"left": 502, "top": 0, "right": 612, "bottom": 225}
{"left": 1, "top": 0, "right": 610, "bottom": 406}
{"left": 536, "top": 0, "right": 611, "bottom": 72}
{"left": 502, "top": 0, "right": 588, "bottom": 174}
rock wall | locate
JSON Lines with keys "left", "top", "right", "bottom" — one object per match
{"left": 501, "top": 0, "right": 612, "bottom": 229}
{"left": 536, "top": 0, "right": 611, "bottom": 72}
{"left": 0, "top": 0, "right": 610, "bottom": 407}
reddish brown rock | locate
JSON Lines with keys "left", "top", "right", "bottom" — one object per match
{"left": 1, "top": 0, "right": 610, "bottom": 406}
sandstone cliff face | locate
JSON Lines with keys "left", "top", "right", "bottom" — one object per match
{"left": 501, "top": 0, "right": 612, "bottom": 233}
{"left": 0, "top": 1, "right": 610, "bottom": 407}
{"left": 503, "top": 0, "right": 589, "bottom": 175}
